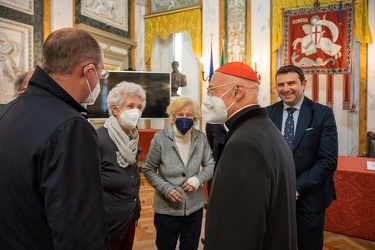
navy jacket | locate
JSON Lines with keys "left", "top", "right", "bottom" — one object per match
{"left": 0, "top": 66, "right": 109, "bottom": 249}
{"left": 267, "top": 97, "right": 338, "bottom": 212}
{"left": 97, "top": 126, "right": 141, "bottom": 240}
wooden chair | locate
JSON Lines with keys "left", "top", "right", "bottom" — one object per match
{"left": 366, "top": 131, "right": 375, "bottom": 157}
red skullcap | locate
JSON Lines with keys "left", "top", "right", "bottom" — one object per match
{"left": 216, "top": 62, "right": 260, "bottom": 84}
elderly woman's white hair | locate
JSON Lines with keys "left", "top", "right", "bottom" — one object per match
{"left": 106, "top": 81, "right": 146, "bottom": 116}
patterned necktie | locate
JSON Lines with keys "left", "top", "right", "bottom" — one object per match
{"left": 284, "top": 108, "right": 296, "bottom": 151}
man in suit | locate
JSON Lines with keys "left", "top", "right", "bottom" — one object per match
{"left": 205, "top": 122, "right": 227, "bottom": 194}
{"left": 266, "top": 65, "right": 338, "bottom": 250}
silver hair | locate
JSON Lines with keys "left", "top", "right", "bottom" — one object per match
{"left": 106, "top": 81, "right": 147, "bottom": 116}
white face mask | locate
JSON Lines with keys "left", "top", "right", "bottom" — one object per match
{"left": 118, "top": 108, "right": 142, "bottom": 129}
{"left": 201, "top": 87, "right": 235, "bottom": 124}
{"left": 82, "top": 68, "right": 101, "bottom": 105}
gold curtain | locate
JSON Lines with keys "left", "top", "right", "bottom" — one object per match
{"left": 272, "top": 0, "right": 373, "bottom": 52}
{"left": 145, "top": 8, "right": 202, "bottom": 64}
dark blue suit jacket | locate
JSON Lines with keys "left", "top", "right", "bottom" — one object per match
{"left": 267, "top": 97, "right": 338, "bottom": 212}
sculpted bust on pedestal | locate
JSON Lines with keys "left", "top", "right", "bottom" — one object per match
{"left": 171, "top": 61, "right": 187, "bottom": 96}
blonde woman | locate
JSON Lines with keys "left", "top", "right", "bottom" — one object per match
{"left": 143, "top": 96, "right": 215, "bottom": 250}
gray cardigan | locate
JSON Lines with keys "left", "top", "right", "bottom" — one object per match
{"left": 143, "top": 126, "right": 215, "bottom": 216}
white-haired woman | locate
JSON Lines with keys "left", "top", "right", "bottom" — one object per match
{"left": 143, "top": 96, "right": 215, "bottom": 250}
{"left": 97, "top": 81, "right": 146, "bottom": 250}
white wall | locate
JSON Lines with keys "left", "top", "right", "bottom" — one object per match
{"left": 50, "top": 0, "right": 73, "bottom": 31}
{"left": 134, "top": 0, "right": 147, "bottom": 71}
{"left": 201, "top": 0, "right": 220, "bottom": 98}
{"left": 251, "top": 1, "right": 271, "bottom": 107}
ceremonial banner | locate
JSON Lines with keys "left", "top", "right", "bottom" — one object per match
{"left": 282, "top": 3, "right": 353, "bottom": 74}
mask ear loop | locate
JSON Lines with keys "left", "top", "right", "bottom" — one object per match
{"left": 83, "top": 63, "right": 97, "bottom": 81}
{"left": 219, "top": 85, "right": 236, "bottom": 99}
{"left": 83, "top": 63, "right": 91, "bottom": 78}
{"left": 226, "top": 100, "right": 236, "bottom": 112}
{"left": 206, "top": 85, "right": 236, "bottom": 108}
{"left": 115, "top": 105, "right": 122, "bottom": 112}
{"left": 114, "top": 105, "right": 123, "bottom": 118}
{"left": 84, "top": 65, "right": 100, "bottom": 99}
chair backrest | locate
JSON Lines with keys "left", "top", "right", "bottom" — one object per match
{"left": 367, "top": 131, "right": 375, "bottom": 158}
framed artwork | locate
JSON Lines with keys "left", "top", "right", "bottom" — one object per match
{"left": 150, "top": 0, "right": 201, "bottom": 14}
{"left": 0, "top": 17, "right": 33, "bottom": 104}
{"left": 81, "top": 0, "right": 129, "bottom": 32}
{"left": 0, "top": 0, "right": 34, "bottom": 15}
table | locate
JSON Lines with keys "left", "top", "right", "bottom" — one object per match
{"left": 324, "top": 156, "right": 375, "bottom": 241}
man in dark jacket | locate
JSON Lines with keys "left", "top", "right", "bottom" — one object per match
{"left": 202, "top": 62, "right": 297, "bottom": 250}
{"left": 267, "top": 65, "right": 338, "bottom": 250}
{"left": 205, "top": 122, "right": 227, "bottom": 195}
{"left": 0, "top": 27, "right": 110, "bottom": 249}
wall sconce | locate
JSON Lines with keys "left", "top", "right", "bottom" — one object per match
{"left": 200, "top": 57, "right": 209, "bottom": 81}
{"left": 253, "top": 55, "right": 261, "bottom": 81}
{"left": 201, "top": 71, "right": 209, "bottom": 82}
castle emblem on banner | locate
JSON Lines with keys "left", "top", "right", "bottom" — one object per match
{"left": 282, "top": 3, "right": 353, "bottom": 74}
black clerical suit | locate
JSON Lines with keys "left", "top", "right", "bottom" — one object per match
{"left": 204, "top": 106, "right": 297, "bottom": 250}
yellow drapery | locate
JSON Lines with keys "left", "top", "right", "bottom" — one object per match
{"left": 272, "top": 0, "right": 373, "bottom": 52}
{"left": 144, "top": 7, "right": 202, "bottom": 64}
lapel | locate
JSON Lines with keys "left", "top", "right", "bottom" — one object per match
{"left": 187, "top": 129, "right": 198, "bottom": 163}
{"left": 271, "top": 102, "right": 284, "bottom": 131}
{"left": 293, "top": 97, "right": 313, "bottom": 152}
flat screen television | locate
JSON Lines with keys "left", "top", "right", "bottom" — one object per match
{"left": 86, "top": 71, "right": 171, "bottom": 119}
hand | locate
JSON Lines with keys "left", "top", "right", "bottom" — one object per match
{"left": 167, "top": 188, "right": 182, "bottom": 203}
{"left": 296, "top": 191, "right": 299, "bottom": 200}
{"left": 182, "top": 182, "right": 195, "bottom": 193}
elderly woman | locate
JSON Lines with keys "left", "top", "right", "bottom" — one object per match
{"left": 97, "top": 81, "right": 146, "bottom": 250}
{"left": 143, "top": 96, "right": 215, "bottom": 250}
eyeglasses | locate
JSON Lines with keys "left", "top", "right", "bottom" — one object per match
{"left": 83, "top": 62, "right": 110, "bottom": 80}
{"left": 207, "top": 82, "right": 236, "bottom": 97}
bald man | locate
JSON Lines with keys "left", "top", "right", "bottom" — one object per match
{"left": 202, "top": 62, "right": 297, "bottom": 250}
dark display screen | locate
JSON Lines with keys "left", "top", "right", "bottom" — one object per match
{"left": 86, "top": 71, "right": 171, "bottom": 119}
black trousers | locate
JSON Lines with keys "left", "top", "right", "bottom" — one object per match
{"left": 296, "top": 200, "right": 326, "bottom": 250}
{"left": 154, "top": 208, "right": 203, "bottom": 250}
